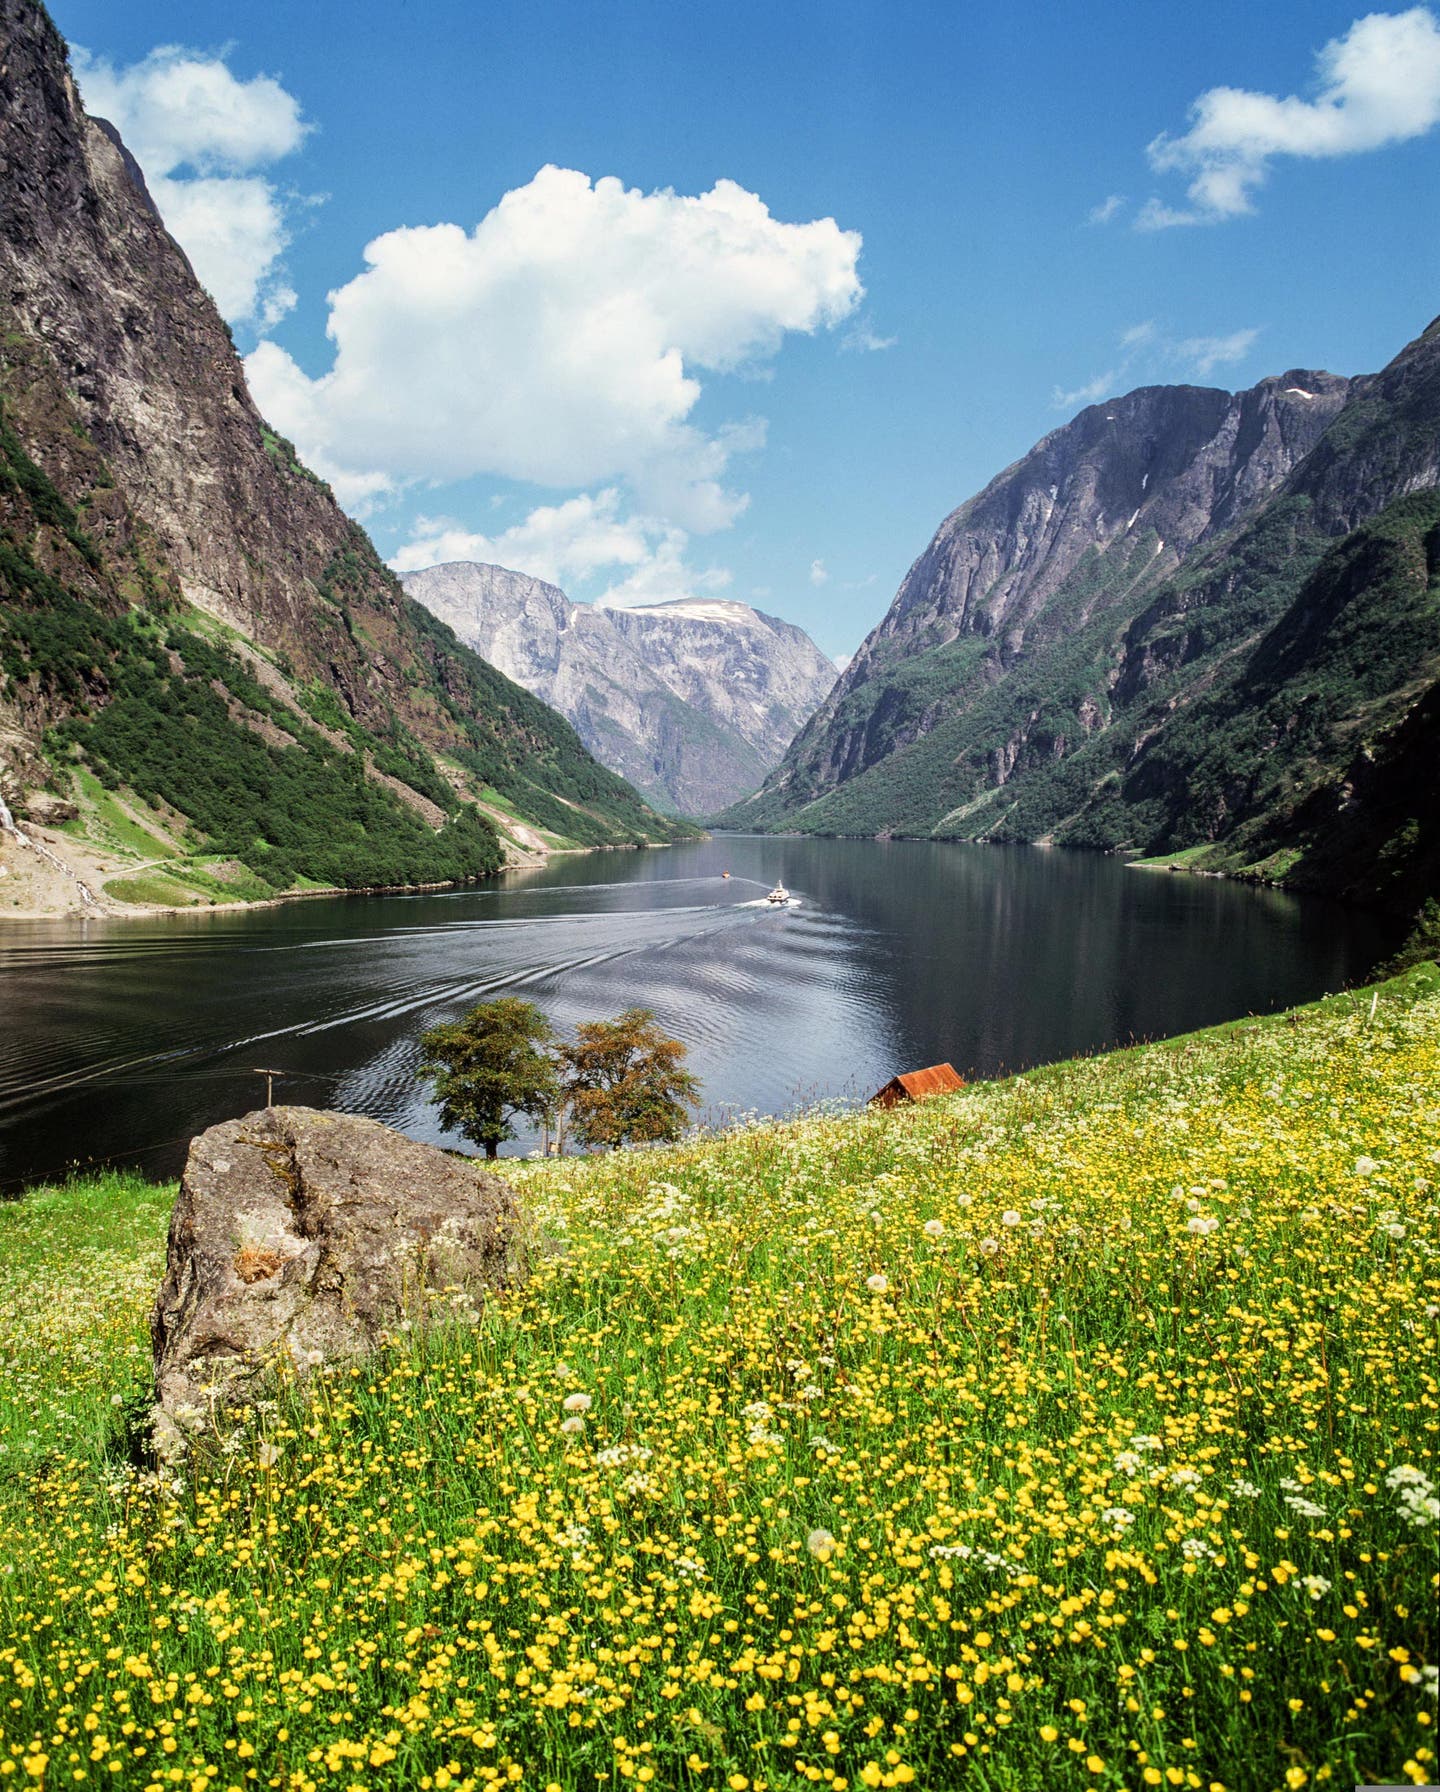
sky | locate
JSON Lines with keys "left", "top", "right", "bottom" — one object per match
{"left": 53, "top": 0, "right": 1440, "bottom": 660}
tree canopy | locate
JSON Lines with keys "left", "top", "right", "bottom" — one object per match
{"left": 557, "top": 1007, "right": 701, "bottom": 1150}
{"left": 416, "top": 998, "right": 561, "bottom": 1159}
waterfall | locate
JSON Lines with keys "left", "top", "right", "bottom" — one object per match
{"left": 0, "top": 789, "right": 102, "bottom": 907}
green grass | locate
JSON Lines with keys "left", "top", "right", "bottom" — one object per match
{"left": 1, "top": 973, "right": 1436, "bottom": 1790}
{"left": 61, "top": 768, "right": 184, "bottom": 861}
{"left": 0, "top": 1172, "right": 170, "bottom": 1487}
{"left": 1126, "top": 846, "right": 1216, "bottom": 872}
{"left": 104, "top": 858, "right": 284, "bottom": 908}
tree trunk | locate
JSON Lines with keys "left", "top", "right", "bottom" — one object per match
{"left": 485, "top": 1141, "right": 499, "bottom": 1159}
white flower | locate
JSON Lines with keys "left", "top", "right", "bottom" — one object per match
{"left": 1229, "top": 1478, "right": 1261, "bottom": 1499}
{"left": 559, "top": 1415, "right": 586, "bottom": 1435}
{"left": 1114, "top": 1451, "right": 1143, "bottom": 1477}
{"left": 923, "top": 1218, "right": 945, "bottom": 1238}
{"left": 1101, "top": 1506, "right": 1134, "bottom": 1528}
{"left": 1169, "top": 1468, "right": 1202, "bottom": 1489}
{"left": 1397, "top": 1486, "right": 1440, "bottom": 1528}
{"left": 1000, "top": 1210, "right": 1021, "bottom": 1227}
{"left": 865, "top": 1273, "right": 889, "bottom": 1294}
{"left": 1354, "top": 1155, "right": 1379, "bottom": 1175}
{"left": 742, "top": 1399, "right": 774, "bottom": 1423}
{"left": 928, "top": 1542, "right": 974, "bottom": 1560}
{"left": 1130, "top": 1434, "right": 1163, "bottom": 1452}
{"left": 806, "top": 1528, "right": 836, "bottom": 1559}
{"left": 1186, "top": 1215, "right": 1219, "bottom": 1236}
{"left": 593, "top": 1444, "right": 652, "bottom": 1469}
{"left": 748, "top": 1424, "right": 783, "bottom": 1446}
{"left": 956, "top": 1193, "right": 974, "bottom": 1209}
{"left": 1180, "top": 1537, "right": 1215, "bottom": 1561}
{"left": 256, "top": 1443, "right": 281, "bottom": 1470}
{"left": 562, "top": 1391, "right": 593, "bottom": 1413}
{"left": 979, "top": 1237, "right": 1000, "bottom": 1257}
{"left": 1285, "top": 1494, "right": 1326, "bottom": 1520}
{"left": 1299, "top": 1575, "right": 1331, "bottom": 1600}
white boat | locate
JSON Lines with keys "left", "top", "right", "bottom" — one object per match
{"left": 766, "top": 883, "right": 790, "bottom": 905}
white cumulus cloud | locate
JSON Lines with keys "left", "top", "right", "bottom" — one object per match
{"left": 809, "top": 558, "right": 830, "bottom": 586}
{"left": 391, "top": 490, "right": 647, "bottom": 585}
{"left": 389, "top": 489, "right": 730, "bottom": 613}
{"left": 1087, "top": 193, "right": 1126, "bottom": 225}
{"left": 245, "top": 165, "right": 863, "bottom": 531}
{"left": 1140, "top": 7, "right": 1440, "bottom": 226}
{"left": 73, "top": 44, "right": 311, "bottom": 326}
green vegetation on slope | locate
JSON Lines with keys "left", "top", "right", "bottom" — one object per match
{"left": 1, "top": 330, "right": 690, "bottom": 902}
{"left": 2, "top": 967, "right": 1436, "bottom": 1789}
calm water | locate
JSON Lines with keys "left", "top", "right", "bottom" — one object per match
{"left": 0, "top": 835, "right": 1401, "bottom": 1189}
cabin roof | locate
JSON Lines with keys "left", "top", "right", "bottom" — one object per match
{"left": 870, "top": 1062, "right": 965, "bottom": 1103}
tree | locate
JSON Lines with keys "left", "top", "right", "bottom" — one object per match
{"left": 558, "top": 1007, "right": 701, "bottom": 1150}
{"left": 417, "top": 998, "right": 561, "bottom": 1159}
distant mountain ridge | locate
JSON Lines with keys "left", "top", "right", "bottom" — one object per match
{"left": 725, "top": 319, "right": 1440, "bottom": 918}
{"left": 402, "top": 562, "right": 837, "bottom": 815}
{"left": 0, "top": 0, "right": 687, "bottom": 909}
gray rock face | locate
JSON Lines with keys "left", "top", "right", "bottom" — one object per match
{"left": 403, "top": 563, "right": 837, "bottom": 815}
{"left": 151, "top": 1107, "right": 524, "bottom": 1452}
{"left": 775, "top": 374, "right": 1352, "bottom": 800}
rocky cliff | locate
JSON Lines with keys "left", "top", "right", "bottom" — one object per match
{"left": 729, "top": 318, "right": 1439, "bottom": 918}
{"left": 0, "top": 0, "right": 684, "bottom": 911}
{"left": 402, "top": 562, "right": 837, "bottom": 815}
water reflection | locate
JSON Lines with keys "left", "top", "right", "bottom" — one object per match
{"left": 0, "top": 835, "right": 1399, "bottom": 1188}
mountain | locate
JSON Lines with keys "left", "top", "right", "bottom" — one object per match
{"left": 0, "top": 0, "right": 687, "bottom": 912}
{"left": 727, "top": 319, "right": 1440, "bottom": 918}
{"left": 402, "top": 562, "right": 837, "bottom": 815}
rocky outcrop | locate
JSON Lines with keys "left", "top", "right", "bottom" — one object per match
{"left": 151, "top": 1107, "right": 525, "bottom": 1453}
{"left": 403, "top": 563, "right": 836, "bottom": 814}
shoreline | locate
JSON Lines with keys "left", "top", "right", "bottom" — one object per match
{"left": 718, "top": 824, "right": 1410, "bottom": 920}
{"left": 0, "top": 817, "right": 676, "bottom": 924}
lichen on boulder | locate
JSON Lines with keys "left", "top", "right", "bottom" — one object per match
{"left": 151, "top": 1106, "right": 524, "bottom": 1455}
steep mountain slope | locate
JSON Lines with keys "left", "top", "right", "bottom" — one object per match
{"left": 402, "top": 562, "right": 836, "bottom": 814}
{"left": 0, "top": 0, "right": 683, "bottom": 909}
{"left": 729, "top": 318, "right": 1440, "bottom": 914}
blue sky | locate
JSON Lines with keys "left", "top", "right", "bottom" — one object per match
{"left": 54, "top": 0, "right": 1440, "bottom": 658}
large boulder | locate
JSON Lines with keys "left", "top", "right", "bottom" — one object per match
{"left": 151, "top": 1106, "right": 525, "bottom": 1453}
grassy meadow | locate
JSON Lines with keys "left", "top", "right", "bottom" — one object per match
{"left": 1, "top": 970, "right": 1437, "bottom": 1790}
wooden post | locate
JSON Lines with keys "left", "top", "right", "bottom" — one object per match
{"left": 253, "top": 1067, "right": 285, "bottom": 1106}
